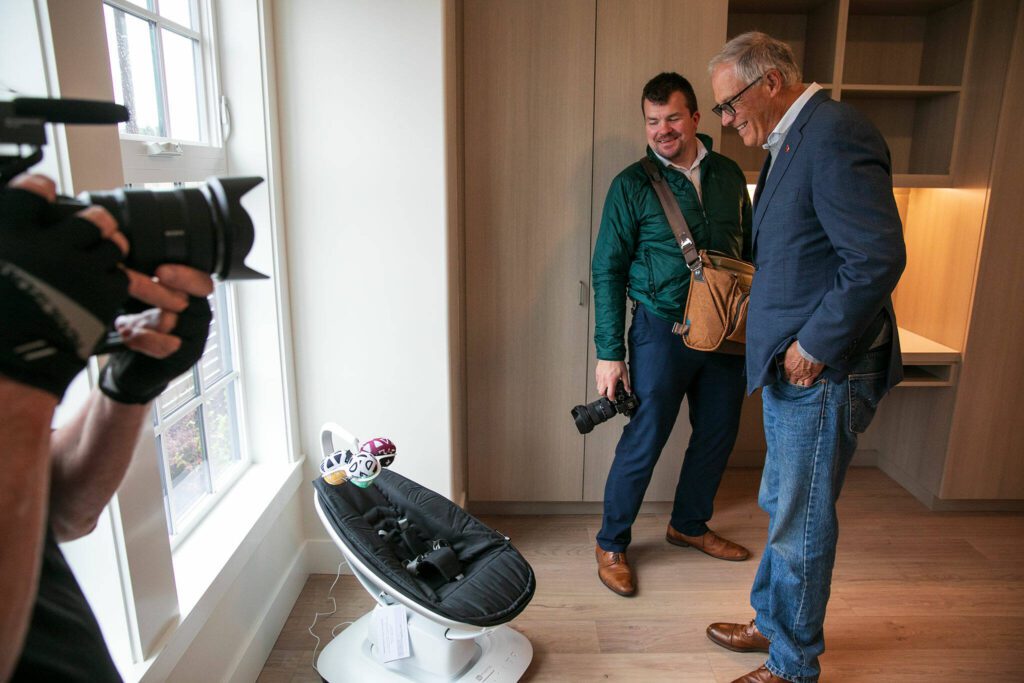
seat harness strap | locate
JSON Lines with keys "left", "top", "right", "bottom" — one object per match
{"left": 376, "top": 513, "right": 464, "bottom": 583}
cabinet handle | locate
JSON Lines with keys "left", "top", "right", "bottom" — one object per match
{"left": 579, "top": 280, "right": 586, "bottom": 307}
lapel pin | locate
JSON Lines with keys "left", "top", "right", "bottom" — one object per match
{"left": 785, "top": 144, "right": 790, "bottom": 153}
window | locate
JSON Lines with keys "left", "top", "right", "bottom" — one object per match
{"left": 153, "top": 279, "right": 247, "bottom": 538}
{"left": 103, "top": 0, "right": 209, "bottom": 142}
{"left": 102, "top": 1, "right": 248, "bottom": 540}
{"left": 102, "top": 0, "right": 226, "bottom": 184}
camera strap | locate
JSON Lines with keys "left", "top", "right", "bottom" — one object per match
{"left": 639, "top": 157, "right": 704, "bottom": 281}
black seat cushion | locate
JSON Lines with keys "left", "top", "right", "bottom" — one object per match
{"left": 313, "top": 470, "right": 535, "bottom": 627}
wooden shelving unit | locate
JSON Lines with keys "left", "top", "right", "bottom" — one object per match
{"left": 725, "top": 0, "right": 974, "bottom": 186}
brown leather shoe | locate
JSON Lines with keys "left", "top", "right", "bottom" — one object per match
{"left": 730, "top": 665, "right": 788, "bottom": 682}
{"left": 666, "top": 525, "right": 751, "bottom": 561}
{"left": 595, "top": 545, "right": 635, "bottom": 596}
{"left": 707, "top": 619, "right": 770, "bottom": 653}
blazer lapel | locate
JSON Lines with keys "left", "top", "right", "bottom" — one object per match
{"left": 753, "top": 153, "right": 770, "bottom": 208}
{"left": 752, "top": 90, "right": 830, "bottom": 230}
{"left": 751, "top": 153, "right": 771, "bottom": 249}
{"left": 754, "top": 128, "right": 802, "bottom": 225}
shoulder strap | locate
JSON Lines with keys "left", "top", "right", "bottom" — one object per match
{"left": 639, "top": 157, "right": 703, "bottom": 280}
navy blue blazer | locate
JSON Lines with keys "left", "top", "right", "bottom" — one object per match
{"left": 746, "top": 90, "right": 907, "bottom": 394}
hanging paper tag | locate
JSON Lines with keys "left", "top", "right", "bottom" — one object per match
{"left": 371, "top": 604, "right": 411, "bottom": 662}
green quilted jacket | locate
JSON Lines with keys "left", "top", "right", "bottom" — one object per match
{"left": 592, "top": 135, "right": 752, "bottom": 360}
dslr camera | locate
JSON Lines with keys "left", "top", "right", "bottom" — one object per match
{"left": 0, "top": 96, "right": 266, "bottom": 282}
{"left": 571, "top": 381, "right": 639, "bottom": 434}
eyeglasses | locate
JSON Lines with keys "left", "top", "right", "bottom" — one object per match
{"left": 712, "top": 75, "right": 763, "bottom": 118}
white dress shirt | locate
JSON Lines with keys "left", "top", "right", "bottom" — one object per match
{"left": 653, "top": 138, "right": 709, "bottom": 204}
{"left": 764, "top": 83, "right": 822, "bottom": 179}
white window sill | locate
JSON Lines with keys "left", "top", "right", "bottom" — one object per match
{"left": 122, "top": 458, "right": 304, "bottom": 683}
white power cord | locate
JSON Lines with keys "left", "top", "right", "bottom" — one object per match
{"left": 309, "top": 560, "right": 353, "bottom": 678}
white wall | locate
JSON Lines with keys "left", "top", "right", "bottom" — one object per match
{"left": 270, "top": 0, "right": 456, "bottom": 550}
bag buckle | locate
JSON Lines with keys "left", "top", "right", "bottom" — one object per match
{"left": 679, "top": 238, "right": 703, "bottom": 280}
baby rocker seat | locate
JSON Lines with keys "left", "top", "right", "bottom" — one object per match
{"left": 313, "top": 423, "right": 535, "bottom": 682}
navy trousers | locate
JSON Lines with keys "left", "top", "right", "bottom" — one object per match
{"left": 597, "top": 303, "right": 745, "bottom": 552}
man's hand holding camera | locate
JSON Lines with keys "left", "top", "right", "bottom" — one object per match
{"left": 101, "top": 264, "right": 213, "bottom": 404}
{"left": 0, "top": 174, "right": 129, "bottom": 400}
{"left": 596, "top": 359, "right": 631, "bottom": 401}
{"left": 0, "top": 173, "right": 214, "bottom": 404}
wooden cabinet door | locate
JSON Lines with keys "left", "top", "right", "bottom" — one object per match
{"left": 583, "top": 0, "right": 729, "bottom": 501}
{"left": 464, "top": 0, "right": 597, "bottom": 501}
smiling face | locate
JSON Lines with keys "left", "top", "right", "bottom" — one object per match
{"left": 711, "top": 63, "right": 773, "bottom": 148}
{"left": 643, "top": 90, "right": 700, "bottom": 166}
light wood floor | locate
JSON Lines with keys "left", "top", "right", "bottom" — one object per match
{"left": 258, "top": 468, "right": 1024, "bottom": 682}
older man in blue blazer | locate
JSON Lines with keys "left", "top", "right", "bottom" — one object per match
{"left": 703, "top": 32, "right": 906, "bottom": 683}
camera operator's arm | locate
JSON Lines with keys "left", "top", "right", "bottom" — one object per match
{"left": 592, "top": 175, "right": 638, "bottom": 401}
{"left": 49, "top": 264, "right": 213, "bottom": 541}
{"left": 0, "top": 173, "right": 130, "bottom": 681}
{"left": 0, "top": 377, "right": 58, "bottom": 681}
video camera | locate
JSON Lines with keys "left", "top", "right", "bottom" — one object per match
{"left": 0, "top": 96, "right": 266, "bottom": 281}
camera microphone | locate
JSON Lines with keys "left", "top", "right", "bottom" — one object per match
{"left": 10, "top": 97, "right": 129, "bottom": 125}
{"left": 1, "top": 98, "right": 129, "bottom": 156}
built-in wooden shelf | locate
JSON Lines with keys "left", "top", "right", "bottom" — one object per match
{"left": 898, "top": 326, "right": 960, "bottom": 387}
{"left": 840, "top": 84, "right": 961, "bottom": 96}
{"left": 898, "top": 326, "right": 959, "bottom": 363}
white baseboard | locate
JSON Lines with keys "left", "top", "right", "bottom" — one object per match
{"left": 227, "top": 550, "right": 309, "bottom": 683}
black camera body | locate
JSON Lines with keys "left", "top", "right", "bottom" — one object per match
{"left": 571, "top": 381, "right": 639, "bottom": 434}
{"left": 1, "top": 97, "right": 266, "bottom": 281}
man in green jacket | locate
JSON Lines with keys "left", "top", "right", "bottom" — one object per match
{"left": 592, "top": 72, "right": 753, "bottom": 597}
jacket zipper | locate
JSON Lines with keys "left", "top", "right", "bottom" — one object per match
{"left": 645, "top": 251, "right": 657, "bottom": 298}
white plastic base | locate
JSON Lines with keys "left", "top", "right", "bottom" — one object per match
{"left": 316, "top": 609, "right": 533, "bottom": 683}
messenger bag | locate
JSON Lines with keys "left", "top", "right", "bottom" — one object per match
{"left": 639, "top": 157, "right": 753, "bottom": 355}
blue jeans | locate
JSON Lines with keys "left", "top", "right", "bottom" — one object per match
{"left": 753, "top": 347, "right": 889, "bottom": 683}
{"left": 597, "top": 303, "right": 745, "bottom": 551}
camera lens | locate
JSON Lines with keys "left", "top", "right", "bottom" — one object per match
{"left": 571, "top": 397, "right": 617, "bottom": 434}
{"left": 81, "top": 176, "right": 266, "bottom": 280}
{"left": 571, "top": 404, "right": 596, "bottom": 434}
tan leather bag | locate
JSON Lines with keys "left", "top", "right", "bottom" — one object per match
{"left": 640, "top": 158, "right": 752, "bottom": 355}
{"left": 680, "top": 250, "right": 753, "bottom": 354}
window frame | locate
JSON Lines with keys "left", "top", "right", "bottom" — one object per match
{"left": 104, "top": 0, "right": 227, "bottom": 182}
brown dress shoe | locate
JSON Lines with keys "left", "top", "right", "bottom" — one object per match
{"left": 595, "top": 545, "right": 636, "bottom": 596}
{"left": 666, "top": 525, "right": 751, "bottom": 561}
{"left": 731, "top": 665, "right": 788, "bottom": 682}
{"left": 706, "top": 619, "right": 770, "bottom": 653}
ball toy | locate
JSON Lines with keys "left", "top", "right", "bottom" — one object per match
{"left": 320, "top": 449, "right": 353, "bottom": 485}
{"left": 360, "top": 437, "right": 398, "bottom": 468}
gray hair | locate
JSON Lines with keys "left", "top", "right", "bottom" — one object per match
{"left": 709, "top": 32, "right": 802, "bottom": 87}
